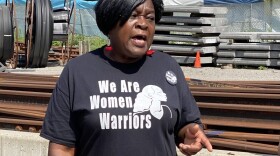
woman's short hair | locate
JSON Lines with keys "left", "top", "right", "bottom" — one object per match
{"left": 95, "top": 0, "right": 164, "bottom": 36}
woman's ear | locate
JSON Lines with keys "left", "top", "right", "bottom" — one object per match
{"left": 105, "top": 36, "right": 112, "bottom": 51}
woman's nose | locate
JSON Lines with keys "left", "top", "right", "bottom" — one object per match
{"left": 136, "top": 16, "right": 148, "bottom": 30}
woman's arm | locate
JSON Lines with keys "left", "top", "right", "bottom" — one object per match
{"left": 48, "top": 142, "right": 76, "bottom": 156}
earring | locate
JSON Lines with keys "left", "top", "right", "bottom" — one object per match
{"left": 105, "top": 38, "right": 112, "bottom": 51}
{"left": 146, "top": 47, "right": 155, "bottom": 56}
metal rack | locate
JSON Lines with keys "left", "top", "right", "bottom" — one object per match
{"left": 52, "top": 0, "right": 77, "bottom": 65}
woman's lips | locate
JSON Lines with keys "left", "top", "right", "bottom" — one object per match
{"left": 131, "top": 37, "right": 146, "bottom": 48}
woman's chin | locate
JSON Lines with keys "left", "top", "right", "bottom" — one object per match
{"left": 129, "top": 47, "right": 148, "bottom": 56}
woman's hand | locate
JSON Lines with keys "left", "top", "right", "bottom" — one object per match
{"left": 178, "top": 123, "right": 212, "bottom": 156}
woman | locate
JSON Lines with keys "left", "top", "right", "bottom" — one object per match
{"left": 40, "top": 0, "right": 212, "bottom": 155}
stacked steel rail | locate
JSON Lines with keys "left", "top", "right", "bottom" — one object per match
{"left": 187, "top": 79, "right": 280, "bottom": 154}
{"left": 0, "top": 73, "right": 279, "bottom": 154}
{"left": 48, "top": 46, "right": 80, "bottom": 63}
{"left": 0, "top": 73, "right": 55, "bottom": 131}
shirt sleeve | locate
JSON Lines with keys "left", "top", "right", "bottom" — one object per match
{"left": 40, "top": 65, "right": 76, "bottom": 147}
{"left": 174, "top": 63, "right": 202, "bottom": 145}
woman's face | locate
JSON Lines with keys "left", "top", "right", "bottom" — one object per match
{"left": 108, "top": 0, "right": 156, "bottom": 63}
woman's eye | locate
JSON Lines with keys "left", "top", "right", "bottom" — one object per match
{"left": 147, "top": 16, "right": 155, "bottom": 21}
{"left": 130, "top": 14, "right": 137, "bottom": 19}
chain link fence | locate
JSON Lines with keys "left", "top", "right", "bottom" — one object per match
{"left": 214, "top": 0, "right": 280, "bottom": 32}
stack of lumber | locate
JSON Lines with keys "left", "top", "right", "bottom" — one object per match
{"left": 152, "top": 6, "right": 228, "bottom": 65}
{"left": 217, "top": 32, "right": 280, "bottom": 67}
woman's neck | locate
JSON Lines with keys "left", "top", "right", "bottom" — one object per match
{"left": 104, "top": 49, "right": 143, "bottom": 64}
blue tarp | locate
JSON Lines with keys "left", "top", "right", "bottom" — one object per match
{"left": 0, "top": 0, "right": 97, "bottom": 9}
{"left": 51, "top": 0, "right": 97, "bottom": 9}
{"left": 0, "top": 0, "right": 266, "bottom": 37}
{"left": 162, "top": 0, "right": 263, "bottom": 6}
{"left": 1, "top": 0, "right": 264, "bottom": 8}
{"left": 204, "top": 0, "right": 263, "bottom": 4}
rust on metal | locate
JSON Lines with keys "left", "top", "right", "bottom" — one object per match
{"left": 0, "top": 73, "right": 279, "bottom": 154}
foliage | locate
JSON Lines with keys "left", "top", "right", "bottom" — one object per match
{"left": 52, "top": 34, "right": 107, "bottom": 51}
{"left": 88, "top": 36, "right": 107, "bottom": 51}
{"left": 52, "top": 41, "right": 62, "bottom": 46}
{"left": 234, "top": 65, "right": 269, "bottom": 70}
{"left": 69, "top": 34, "right": 85, "bottom": 46}
{"left": 16, "top": 36, "right": 25, "bottom": 43}
{"left": 258, "top": 66, "right": 268, "bottom": 70}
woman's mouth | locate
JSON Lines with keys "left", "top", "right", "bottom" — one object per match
{"left": 131, "top": 35, "right": 147, "bottom": 48}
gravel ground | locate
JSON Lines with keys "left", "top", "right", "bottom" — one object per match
{"left": 3, "top": 63, "right": 280, "bottom": 156}
{"left": 176, "top": 148, "right": 276, "bottom": 156}
{"left": 4, "top": 62, "right": 280, "bottom": 81}
{"left": 181, "top": 66, "right": 280, "bottom": 81}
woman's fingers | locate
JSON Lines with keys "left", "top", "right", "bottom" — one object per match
{"left": 201, "top": 136, "right": 213, "bottom": 152}
{"left": 179, "top": 142, "right": 202, "bottom": 155}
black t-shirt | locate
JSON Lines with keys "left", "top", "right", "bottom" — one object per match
{"left": 40, "top": 47, "right": 201, "bottom": 156}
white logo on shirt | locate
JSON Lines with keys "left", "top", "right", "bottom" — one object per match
{"left": 89, "top": 80, "right": 172, "bottom": 130}
{"left": 133, "top": 85, "right": 172, "bottom": 119}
